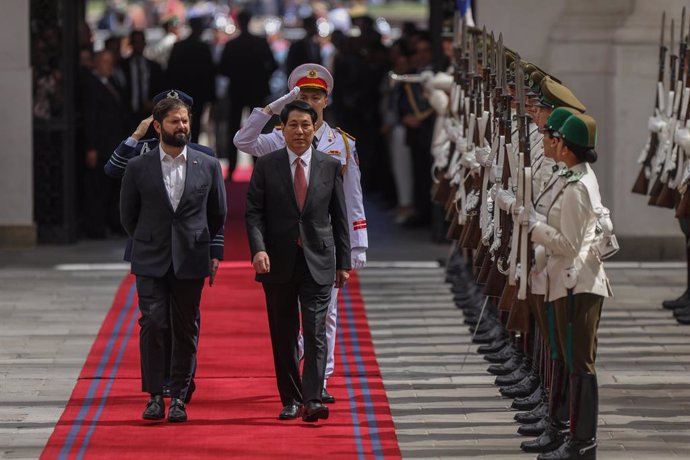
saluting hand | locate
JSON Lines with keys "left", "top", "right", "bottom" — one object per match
{"left": 253, "top": 251, "right": 271, "bottom": 274}
{"left": 132, "top": 115, "right": 154, "bottom": 140}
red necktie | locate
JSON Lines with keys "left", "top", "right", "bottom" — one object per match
{"left": 294, "top": 158, "right": 307, "bottom": 212}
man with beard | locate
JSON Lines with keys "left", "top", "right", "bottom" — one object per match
{"left": 120, "top": 97, "right": 227, "bottom": 422}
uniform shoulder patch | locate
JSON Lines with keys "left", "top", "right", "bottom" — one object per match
{"left": 336, "top": 127, "right": 356, "bottom": 141}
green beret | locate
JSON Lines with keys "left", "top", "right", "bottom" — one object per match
{"left": 538, "top": 77, "right": 586, "bottom": 112}
{"left": 545, "top": 107, "right": 579, "bottom": 133}
{"left": 559, "top": 114, "right": 597, "bottom": 149}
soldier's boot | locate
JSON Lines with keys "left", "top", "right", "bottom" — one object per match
{"left": 487, "top": 354, "right": 522, "bottom": 375}
{"left": 663, "top": 288, "right": 689, "bottom": 310}
{"left": 485, "top": 344, "right": 519, "bottom": 364}
{"left": 517, "top": 413, "right": 549, "bottom": 436}
{"left": 473, "top": 324, "right": 507, "bottom": 344}
{"left": 495, "top": 361, "right": 529, "bottom": 386}
{"left": 477, "top": 337, "right": 509, "bottom": 354}
{"left": 515, "top": 399, "right": 548, "bottom": 424}
{"left": 521, "top": 358, "right": 568, "bottom": 453}
{"left": 537, "top": 373, "right": 597, "bottom": 459}
{"left": 499, "top": 373, "right": 540, "bottom": 398}
{"left": 512, "top": 384, "right": 544, "bottom": 410}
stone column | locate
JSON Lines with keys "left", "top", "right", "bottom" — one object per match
{"left": 0, "top": 0, "right": 35, "bottom": 247}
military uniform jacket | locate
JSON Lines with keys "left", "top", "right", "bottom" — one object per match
{"left": 105, "top": 137, "right": 225, "bottom": 260}
{"left": 531, "top": 162, "right": 612, "bottom": 302}
{"left": 234, "top": 108, "right": 368, "bottom": 252}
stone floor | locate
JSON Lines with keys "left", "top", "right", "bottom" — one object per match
{"left": 1, "top": 212, "right": 689, "bottom": 459}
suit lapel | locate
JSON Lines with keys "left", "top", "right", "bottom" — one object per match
{"left": 146, "top": 148, "right": 174, "bottom": 213}
{"left": 279, "top": 149, "right": 299, "bottom": 213}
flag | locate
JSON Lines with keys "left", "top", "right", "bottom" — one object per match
{"left": 457, "top": 0, "right": 476, "bottom": 27}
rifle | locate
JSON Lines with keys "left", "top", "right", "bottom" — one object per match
{"left": 507, "top": 60, "right": 533, "bottom": 334}
{"left": 649, "top": 17, "right": 677, "bottom": 205}
{"left": 656, "top": 9, "right": 686, "bottom": 208}
{"left": 633, "top": 12, "right": 666, "bottom": 195}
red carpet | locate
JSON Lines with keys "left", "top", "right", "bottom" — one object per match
{"left": 41, "top": 173, "right": 401, "bottom": 459}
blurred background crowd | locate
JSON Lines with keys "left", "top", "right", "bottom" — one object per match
{"left": 32, "top": 0, "right": 446, "bottom": 240}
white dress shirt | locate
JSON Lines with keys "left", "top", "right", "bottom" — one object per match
{"left": 160, "top": 145, "right": 187, "bottom": 211}
{"left": 287, "top": 147, "right": 312, "bottom": 185}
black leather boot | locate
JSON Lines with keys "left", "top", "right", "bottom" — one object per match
{"left": 485, "top": 345, "right": 518, "bottom": 364}
{"left": 537, "top": 373, "right": 598, "bottom": 459}
{"left": 473, "top": 324, "right": 507, "bottom": 344}
{"left": 515, "top": 399, "right": 547, "bottom": 424}
{"left": 518, "top": 413, "right": 548, "bottom": 436}
{"left": 512, "top": 384, "right": 544, "bottom": 410}
{"left": 521, "top": 359, "right": 569, "bottom": 453}
{"left": 499, "top": 373, "right": 540, "bottom": 398}
{"left": 495, "top": 363, "right": 529, "bottom": 386}
{"left": 477, "top": 338, "right": 509, "bottom": 354}
{"left": 487, "top": 354, "right": 522, "bottom": 375}
{"left": 663, "top": 288, "right": 690, "bottom": 310}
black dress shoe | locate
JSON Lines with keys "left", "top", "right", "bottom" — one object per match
{"left": 184, "top": 379, "right": 196, "bottom": 404}
{"left": 477, "top": 338, "right": 509, "bottom": 354}
{"left": 142, "top": 395, "right": 165, "bottom": 420}
{"left": 663, "top": 289, "right": 690, "bottom": 310}
{"left": 673, "top": 304, "right": 690, "bottom": 317}
{"left": 302, "top": 401, "right": 329, "bottom": 422}
{"left": 495, "top": 364, "right": 529, "bottom": 386}
{"left": 511, "top": 385, "right": 544, "bottom": 411}
{"left": 168, "top": 398, "right": 187, "bottom": 423}
{"left": 521, "top": 418, "right": 566, "bottom": 453}
{"left": 278, "top": 404, "right": 301, "bottom": 420}
{"left": 484, "top": 346, "right": 517, "bottom": 364}
{"left": 676, "top": 313, "right": 690, "bottom": 325}
{"left": 321, "top": 388, "right": 335, "bottom": 404}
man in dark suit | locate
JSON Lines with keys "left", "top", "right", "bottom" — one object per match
{"left": 246, "top": 101, "right": 351, "bottom": 422}
{"left": 218, "top": 9, "right": 277, "bottom": 174}
{"left": 119, "top": 30, "right": 164, "bottom": 132}
{"left": 166, "top": 17, "right": 216, "bottom": 142}
{"left": 120, "top": 97, "right": 226, "bottom": 423}
{"left": 285, "top": 15, "right": 322, "bottom": 76}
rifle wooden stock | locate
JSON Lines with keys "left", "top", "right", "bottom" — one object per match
{"left": 648, "top": 176, "right": 664, "bottom": 205}
{"left": 631, "top": 167, "right": 651, "bottom": 195}
{"left": 655, "top": 184, "right": 679, "bottom": 208}
{"left": 476, "top": 249, "right": 493, "bottom": 285}
{"left": 507, "top": 296, "right": 531, "bottom": 334}
{"left": 473, "top": 242, "right": 488, "bottom": 268}
{"left": 445, "top": 211, "right": 461, "bottom": 240}
{"left": 445, "top": 185, "right": 459, "bottom": 211}
{"left": 498, "top": 281, "right": 515, "bottom": 311}
{"left": 676, "top": 189, "right": 690, "bottom": 218}
{"left": 432, "top": 168, "right": 451, "bottom": 203}
{"left": 459, "top": 211, "right": 481, "bottom": 248}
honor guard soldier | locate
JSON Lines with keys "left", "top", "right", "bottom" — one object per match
{"left": 234, "top": 63, "right": 368, "bottom": 404}
{"left": 105, "top": 89, "right": 225, "bottom": 404}
{"left": 518, "top": 112, "right": 613, "bottom": 460}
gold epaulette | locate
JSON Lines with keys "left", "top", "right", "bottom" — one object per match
{"left": 336, "top": 127, "right": 355, "bottom": 141}
{"left": 274, "top": 124, "right": 283, "bottom": 131}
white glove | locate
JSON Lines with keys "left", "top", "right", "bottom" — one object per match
{"left": 496, "top": 188, "right": 516, "bottom": 213}
{"left": 648, "top": 114, "right": 667, "bottom": 133}
{"left": 474, "top": 145, "right": 492, "bottom": 167}
{"left": 428, "top": 89, "right": 449, "bottom": 115}
{"left": 675, "top": 127, "right": 690, "bottom": 150}
{"left": 420, "top": 70, "right": 435, "bottom": 93}
{"left": 351, "top": 248, "right": 366, "bottom": 270}
{"left": 517, "top": 205, "right": 538, "bottom": 231}
{"left": 595, "top": 207, "right": 614, "bottom": 235}
{"left": 268, "top": 87, "right": 301, "bottom": 114}
{"left": 429, "top": 72, "right": 454, "bottom": 92}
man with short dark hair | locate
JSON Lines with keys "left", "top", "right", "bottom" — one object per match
{"left": 120, "top": 97, "right": 226, "bottom": 423}
{"left": 246, "top": 100, "right": 351, "bottom": 422}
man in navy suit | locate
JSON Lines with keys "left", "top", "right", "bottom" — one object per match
{"left": 120, "top": 97, "right": 226, "bottom": 422}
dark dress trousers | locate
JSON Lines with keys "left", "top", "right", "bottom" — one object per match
{"left": 120, "top": 147, "right": 226, "bottom": 399}
{"left": 246, "top": 148, "right": 351, "bottom": 405}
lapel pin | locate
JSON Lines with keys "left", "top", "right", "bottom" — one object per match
{"left": 193, "top": 160, "right": 198, "bottom": 165}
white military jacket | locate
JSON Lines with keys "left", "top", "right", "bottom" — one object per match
{"left": 234, "top": 108, "right": 368, "bottom": 252}
{"left": 531, "top": 162, "right": 612, "bottom": 302}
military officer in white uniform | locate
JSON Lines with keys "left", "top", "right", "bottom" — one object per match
{"left": 234, "top": 63, "right": 368, "bottom": 404}
{"left": 518, "top": 112, "right": 613, "bottom": 460}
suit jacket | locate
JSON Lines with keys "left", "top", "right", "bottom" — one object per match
{"left": 166, "top": 37, "right": 216, "bottom": 104}
{"left": 246, "top": 148, "right": 351, "bottom": 285}
{"left": 119, "top": 55, "right": 165, "bottom": 114}
{"left": 83, "top": 72, "right": 126, "bottom": 161}
{"left": 120, "top": 147, "right": 227, "bottom": 279}
{"left": 218, "top": 32, "right": 277, "bottom": 104}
